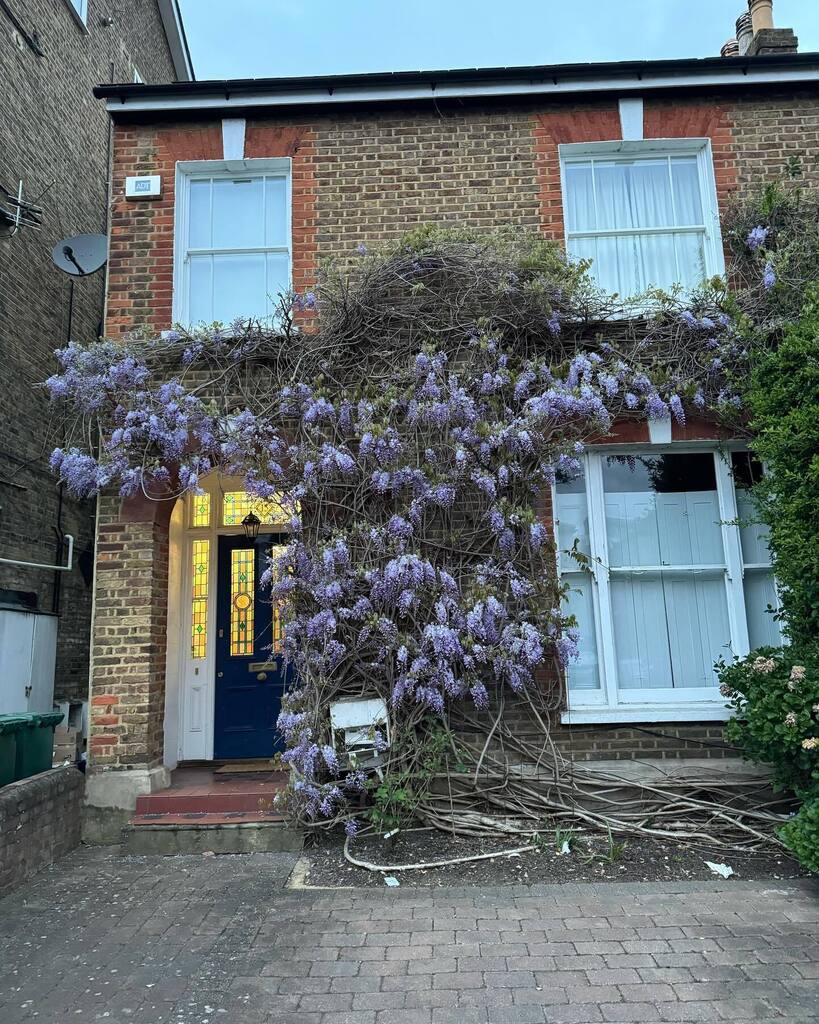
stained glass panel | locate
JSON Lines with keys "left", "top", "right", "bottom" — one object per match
{"left": 191, "top": 494, "right": 211, "bottom": 528}
{"left": 268, "top": 543, "right": 288, "bottom": 655}
{"left": 222, "top": 490, "right": 288, "bottom": 527}
{"left": 230, "top": 547, "right": 255, "bottom": 656}
{"left": 191, "top": 539, "right": 209, "bottom": 659}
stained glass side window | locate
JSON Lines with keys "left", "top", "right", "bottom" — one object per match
{"left": 230, "top": 548, "right": 255, "bottom": 656}
{"left": 191, "top": 539, "right": 209, "bottom": 659}
{"left": 268, "top": 543, "right": 288, "bottom": 655}
{"left": 222, "top": 491, "right": 288, "bottom": 527}
{"left": 191, "top": 493, "right": 211, "bottom": 528}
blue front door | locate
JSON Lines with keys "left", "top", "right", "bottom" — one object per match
{"left": 214, "top": 533, "right": 289, "bottom": 760}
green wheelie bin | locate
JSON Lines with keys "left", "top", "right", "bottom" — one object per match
{"left": 0, "top": 716, "right": 27, "bottom": 787}
{"left": 13, "top": 711, "right": 65, "bottom": 781}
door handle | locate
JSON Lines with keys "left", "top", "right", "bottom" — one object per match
{"left": 217, "top": 671, "right": 223, "bottom": 678}
{"left": 256, "top": 672, "right": 268, "bottom": 681}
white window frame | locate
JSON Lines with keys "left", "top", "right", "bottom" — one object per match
{"left": 555, "top": 443, "right": 778, "bottom": 724}
{"left": 558, "top": 138, "right": 725, "bottom": 295}
{"left": 173, "top": 158, "right": 292, "bottom": 327}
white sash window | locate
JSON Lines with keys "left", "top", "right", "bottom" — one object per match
{"left": 555, "top": 448, "right": 780, "bottom": 723}
{"left": 174, "top": 158, "right": 291, "bottom": 327}
{"left": 560, "top": 139, "right": 724, "bottom": 297}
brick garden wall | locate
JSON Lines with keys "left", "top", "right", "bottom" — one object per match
{"left": 92, "top": 85, "right": 819, "bottom": 767}
{"left": 0, "top": 766, "right": 84, "bottom": 897}
{"left": 0, "top": 0, "right": 177, "bottom": 703}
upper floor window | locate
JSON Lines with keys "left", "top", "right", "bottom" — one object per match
{"left": 174, "top": 159, "right": 291, "bottom": 327}
{"left": 560, "top": 140, "right": 724, "bottom": 298}
{"left": 67, "top": 0, "right": 87, "bottom": 23}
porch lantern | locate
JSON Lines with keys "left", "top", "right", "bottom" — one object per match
{"left": 241, "top": 511, "right": 261, "bottom": 539}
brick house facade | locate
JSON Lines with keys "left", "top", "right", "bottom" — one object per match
{"left": 84, "top": 52, "right": 819, "bottom": 833}
{"left": 0, "top": 0, "right": 191, "bottom": 711}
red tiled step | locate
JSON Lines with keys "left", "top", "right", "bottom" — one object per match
{"left": 129, "top": 810, "right": 287, "bottom": 826}
{"left": 135, "top": 776, "right": 286, "bottom": 815}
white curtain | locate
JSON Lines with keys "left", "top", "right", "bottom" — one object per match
{"left": 566, "top": 156, "right": 706, "bottom": 296}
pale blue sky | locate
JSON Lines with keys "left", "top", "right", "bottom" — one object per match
{"left": 178, "top": 0, "right": 819, "bottom": 80}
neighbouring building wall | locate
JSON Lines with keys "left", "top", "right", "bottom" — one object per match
{"left": 0, "top": 0, "right": 178, "bottom": 703}
{"left": 89, "top": 85, "right": 818, "bottom": 777}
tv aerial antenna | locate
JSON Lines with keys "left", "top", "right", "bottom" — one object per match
{"left": 0, "top": 180, "right": 43, "bottom": 237}
{"left": 51, "top": 233, "right": 108, "bottom": 343}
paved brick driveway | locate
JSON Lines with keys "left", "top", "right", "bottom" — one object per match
{"left": 0, "top": 847, "right": 816, "bottom": 1024}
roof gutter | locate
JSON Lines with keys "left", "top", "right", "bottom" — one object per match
{"left": 95, "top": 55, "right": 819, "bottom": 115}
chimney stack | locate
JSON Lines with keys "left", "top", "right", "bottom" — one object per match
{"left": 749, "top": 0, "right": 774, "bottom": 33}
{"left": 735, "top": 12, "right": 754, "bottom": 54}
{"left": 722, "top": 1, "right": 798, "bottom": 57}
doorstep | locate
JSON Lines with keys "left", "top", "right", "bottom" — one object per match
{"left": 122, "top": 765, "right": 301, "bottom": 855}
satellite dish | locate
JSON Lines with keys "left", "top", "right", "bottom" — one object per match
{"left": 51, "top": 233, "right": 108, "bottom": 277}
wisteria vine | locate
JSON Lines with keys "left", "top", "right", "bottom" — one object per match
{"left": 44, "top": 226, "right": 780, "bottom": 835}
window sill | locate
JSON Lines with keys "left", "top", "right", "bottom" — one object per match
{"left": 561, "top": 705, "right": 731, "bottom": 725}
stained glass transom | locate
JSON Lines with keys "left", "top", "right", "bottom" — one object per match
{"left": 222, "top": 491, "right": 288, "bottom": 527}
{"left": 230, "top": 548, "right": 255, "bottom": 656}
{"left": 191, "top": 539, "right": 209, "bottom": 659}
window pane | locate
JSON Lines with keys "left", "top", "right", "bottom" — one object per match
{"left": 635, "top": 232, "right": 680, "bottom": 292}
{"left": 731, "top": 452, "right": 771, "bottom": 565}
{"left": 264, "top": 176, "right": 288, "bottom": 246}
{"left": 212, "top": 253, "right": 266, "bottom": 323}
{"left": 592, "top": 161, "right": 633, "bottom": 230}
{"left": 556, "top": 470, "right": 601, "bottom": 692}
{"left": 212, "top": 177, "right": 265, "bottom": 249}
{"left": 191, "top": 539, "right": 209, "bottom": 659}
{"left": 588, "top": 235, "right": 640, "bottom": 297}
{"left": 603, "top": 454, "right": 723, "bottom": 567}
{"left": 611, "top": 571, "right": 730, "bottom": 689}
{"left": 629, "top": 160, "right": 674, "bottom": 229}
{"left": 267, "top": 543, "right": 289, "bottom": 655}
{"left": 191, "top": 493, "right": 211, "bottom": 528}
{"left": 564, "top": 574, "right": 601, "bottom": 691}
{"left": 230, "top": 548, "right": 255, "bottom": 657}
{"left": 222, "top": 491, "right": 289, "bottom": 526}
{"left": 555, "top": 472, "right": 590, "bottom": 555}
{"left": 188, "top": 179, "right": 211, "bottom": 248}
{"left": 744, "top": 571, "right": 780, "bottom": 649}
{"left": 564, "top": 164, "right": 596, "bottom": 231}
{"left": 188, "top": 255, "right": 213, "bottom": 323}
{"left": 671, "top": 156, "right": 704, "bottom": 224}
{"left": 730, "top": 452, "right": 780, "bottom": 647}
{"left": 266, "top": 252, "right": 290, "bottom": 309}
{"left": 604, "top": 453, "right": 729, "bottom": 692}
{"left": 673, "top": 232, "right": 707, "bottom": 289}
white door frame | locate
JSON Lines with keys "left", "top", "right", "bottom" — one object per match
{"left": 164, "top": 476, "right": 292, "bottom": 764}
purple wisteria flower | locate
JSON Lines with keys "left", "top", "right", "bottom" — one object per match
{"left": 746, "top": 225, "right": 769, "bottom": 251}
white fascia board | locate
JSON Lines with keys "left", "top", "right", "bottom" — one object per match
{"left": 105, "top": 65, "right": 819, "bottom": 115}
